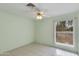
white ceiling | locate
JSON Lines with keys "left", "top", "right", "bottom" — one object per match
{"left": 0, "top": 3, "right": 79, "bottom": 18}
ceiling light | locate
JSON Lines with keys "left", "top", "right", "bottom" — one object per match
{"left": 27, "top": 3, "right": 44, "bottom": 20}
{"left": 36, "top": 15, "right": 43, "bottom": 20}
{"left": 36, "top": 12, "right": 43, "bottom": 20}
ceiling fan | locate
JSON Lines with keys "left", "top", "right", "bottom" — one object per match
{"left": 26, "top": 3, "right": 45, "bottom": 20}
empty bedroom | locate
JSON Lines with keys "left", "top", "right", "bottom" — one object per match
{"left": 0, "top": 3, "right": 79, "bottom": 56}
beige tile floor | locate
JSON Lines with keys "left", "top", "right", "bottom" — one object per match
{"left": 0, "top": 43, "right": 78, "bottom": 56}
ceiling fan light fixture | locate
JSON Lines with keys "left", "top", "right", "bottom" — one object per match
{"left": 36, "top": 15, "right": 43, "bottom": 20}
{"left": 26, "top": 3, "right": 45, "bottom": 20}
{"left": 27, "top": 3, "right": 35, "bottom": 7}
{"left": 37, "top": 11, "right": 44, "bottom": 15}
{"left": 36, "top": 12, "right": 43, "bottom": 20}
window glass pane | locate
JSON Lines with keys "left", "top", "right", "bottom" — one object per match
{"left": 56, "top": 20, "right": 73, "bottom": 46}
{"left": 56, "top": 32, "right": 73, "bottom": 45}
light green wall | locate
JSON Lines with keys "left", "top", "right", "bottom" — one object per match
{"left": 35, "top": 18, "right": 54, "bottom": 46}
{"left": 35, "top": 12, "right": 79, "bottom": 53}
{"left": 0, "top": 11, "right": 35, "bottom": 53}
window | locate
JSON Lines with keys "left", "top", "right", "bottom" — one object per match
{"left": 55, "top": 20, "right": 74, "bottom": 47}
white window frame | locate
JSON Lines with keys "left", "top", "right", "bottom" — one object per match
{"left": 54, "top": 20, "right": 75, "bottom": 48}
